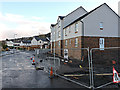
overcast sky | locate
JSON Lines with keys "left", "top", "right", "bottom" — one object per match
{"left": 0, "top": 0, "right": 119, "bottom": 40}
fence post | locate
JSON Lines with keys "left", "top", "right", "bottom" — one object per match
{"left": 87, "top": 47, "right": 92, "bottom": 88}
{"left": 90, "top": 48, "right": 94, "bottom": 89}
{"left": 54, "top": 42, "right": 56, "bottom": 74}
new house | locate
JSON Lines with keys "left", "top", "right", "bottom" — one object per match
{"left": 31, "top": 36, "right": 50, "bottom": 50}
{"left": 51, "top": 3, "right": 120, "bottom": 60}
{"left": 20, "top": 40, "right": 31, "bottom": 50}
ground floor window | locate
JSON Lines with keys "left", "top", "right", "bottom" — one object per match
{"left": 75, "top": 38, "right": 78, "bottom": 47}
{"left": 58, "top": 41, "right": 60, "bottom": 47}
{"left": 69, "top": 39, "right": 71, "bottom": 44}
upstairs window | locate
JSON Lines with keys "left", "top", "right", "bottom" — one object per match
{"left": 75, "top": 23, "right": 78, "bottom": 33}
{"left": 65, "top": 29, "right": 67, "bottom": 36}
{"left": 100, "top": 22, "right": 103, "bottom": 30}
{"left": 58, "top": 31, "right": 60, "bottom": 38}
{"left": 75, "top": 38, "right": 78, "bottom": 47}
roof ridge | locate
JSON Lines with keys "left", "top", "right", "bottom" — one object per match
{"left": 65, "top": 6, "right": 87, "bottom": 17}
{"left": 63, "top": 3, "right": 119, "bottom": 29}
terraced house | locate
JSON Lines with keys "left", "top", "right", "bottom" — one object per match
{"left": 51, "top": 3, "right": 120, "bottom": 60}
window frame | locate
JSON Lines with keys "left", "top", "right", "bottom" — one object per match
{"left": 75, "top": 22, "right": 78, "bottom": 33}
{"left": 58, "top": 31, "right": 61, "bottom": 38}
{"left": 69, "top": 39, "right": 71, "bottom": 44}
{"left": 75, "top": 38, "right": 78, "bottom": 47}
{"left": 100, "top": 22, "right": 103, "bottom": 30}
{"left": 58, "top": 41, "right": 60, "bottom": 47}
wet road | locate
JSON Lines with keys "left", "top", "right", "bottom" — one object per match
{"left": 1, "top": 51, "right": 84, "bottom": 89}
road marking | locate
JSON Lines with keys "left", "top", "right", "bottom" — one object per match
{"left": 64, "top": 73, "right": 120, "bottom": 77}
{"left": 3, "top": 67, "right": 35, "bottom": 71}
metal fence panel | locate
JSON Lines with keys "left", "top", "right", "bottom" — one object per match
{"left": 90, "top": 47, "right": 120, "bottom": 89}
{"left": 52, "top": 48, "right": 91, "bottom": 88}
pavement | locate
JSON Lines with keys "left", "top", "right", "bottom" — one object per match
{"left": 1, "top": 50, "right": 85, "bottom": 89}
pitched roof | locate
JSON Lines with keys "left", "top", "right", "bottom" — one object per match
{"left": 34, "top": 36, "right": 49, "bottom": 42}
{"left": 51, "top": 6, "right": 87, "bottom": 27}
{"left": 58, "top": 16, "right": 65, "bottom": 20}
{"left": 65, "top": 6, "right": 87, "bottom": 18}
{"left": 22, "top": 40, "right": 31, "bottom": 43}
{"left": 63, "top": 3, "right": 120, "bottom": 29}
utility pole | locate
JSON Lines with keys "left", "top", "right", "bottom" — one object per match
{"left": 14, "top": 34, "right": 17, "bottom": 50}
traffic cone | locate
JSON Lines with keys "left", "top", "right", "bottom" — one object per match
{"left": 50, "top": 67, "right": 54, "bottom": 79}
{"left": 32, "top": 57, "right": 35, "bottom": 65}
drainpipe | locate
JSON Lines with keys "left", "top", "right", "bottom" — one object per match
{"left": 81, "top": 21, "right": 84, "bottom": 47}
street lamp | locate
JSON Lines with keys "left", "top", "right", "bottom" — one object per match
{"left": 14, "top": 34, "right": 17, "bottom": 50}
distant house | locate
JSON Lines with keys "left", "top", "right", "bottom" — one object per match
{"left": 13, "top": 40, "right": 21, "bottom": 48}
{"left": 20, "top": 40, "right": 31, "bottom": 50}
{"left": 6, "top": 40, "right": 14, "bottom": 47}
{"left": 31, "top": 36, "right": 49, "bottom": 49}
{"left": 20, "top": 40, "right": 31, "bottom": 47}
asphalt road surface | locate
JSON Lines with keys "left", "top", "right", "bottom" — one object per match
{"left": 1, "top": 51, "right": 85, "bottom": 89}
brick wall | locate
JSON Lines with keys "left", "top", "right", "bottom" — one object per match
{"left": 62, "top": 36, "right": 82, "bottom": 60}
{"left": 51, "top": 36, "right": 120, "bottom": 62}
{"left": 82, "top": 36, "right": 120, "bottom": 49}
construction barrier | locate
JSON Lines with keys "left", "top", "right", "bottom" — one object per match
{"left": 34, "top": 47, "right": 120, "bottom": 89}
{"left": 90, "top": 47, "right": 120, "bottom": 89}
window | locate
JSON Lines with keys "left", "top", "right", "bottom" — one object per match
{"left": 58, "top": 31, "right": 60, "bottom": 38}
{"left": 40, "top": 41, "right": 42, "bottom": 43}
{"left": 51, "top": 33, "right": 52, "bottom": 40}
{"left": 100, "top": 22, "right": 103, "bottom": 30}
{"left": 75, "top": 23, "right": 78, "bottom": 33}
{"left": 69, "top": 39, "right": 71, "bottom": 44}
{"left": 65, "top": 40, "right": 67, "bottom": 46}
{"left": 75, "top": 38, "right": 78, "bottom": 47}
{"left": 65, "top": 29, "right": 67, "bottom": 36}
{"left": 58, "top": 41, "right": 60, "bottom": 47}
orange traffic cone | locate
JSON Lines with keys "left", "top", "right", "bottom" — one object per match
{"left": 50, "top": 67, "right": 54, "bottom": 79}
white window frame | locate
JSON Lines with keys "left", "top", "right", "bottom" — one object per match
{"left": 65, "top": 28, "right": 67, "bottom": 36}
{"left": 58, "top": 31, "right": 60, "bottom": 38}
{"left": 69, "top": 39, "right": 71, "bottom": 44}
{"left": 58, "top": 41, "right": 60, "bottom": 47}
{"left": 100, "top": 22, "right": 103, "bottom": 30}
{"left": 75, "top": 23, "right": 78, "bottom": 33}
{"left": 75, "top": 38, "right": 78, "bottom": 47}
